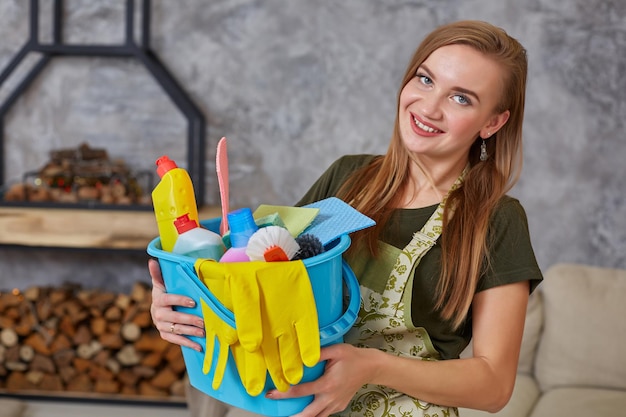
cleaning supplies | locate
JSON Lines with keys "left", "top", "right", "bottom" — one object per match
{"left": 172, "top": 214, "right": 225, "bottom": 260}
{"left": 227, "top": 260, "right": 320, "bottom": 390}
{"left": 219, "top": 208, "right": 258, "bottom": 263}
{"left": 221, "top": 212, "right": 287, "bottom": 249}
{"left": 196, "top": 259, "right": 268, "bottom": 396}
{"left": 246, "top": 225, "right": 300, "bottom": 262}
{"left": 195, "top": 259, "right": 320, "bottom": 393}
{"left": 302, "top": 197, "right": 376, "bottom": 246}
{"left": 252, "top": 204, "right": 320, "bottom": 237}
{"left": 152, "top": 155, "right": 199, "bottom": 252}
{"left": 293, "top": 234, "right": 325, "bottom": 260}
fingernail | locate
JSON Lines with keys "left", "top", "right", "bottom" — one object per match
{"left": 265, "top": 390, "right": 275, "bottom": 398}
{"left": 186, "top": 299, "right": 196, "bottom": 307}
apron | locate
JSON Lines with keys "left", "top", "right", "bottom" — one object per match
{"left": 337, "top": 177, "right": 465, "bottom": 417}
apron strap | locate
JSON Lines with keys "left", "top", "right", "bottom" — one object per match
{"left": 401, "top": 167, "right": 467, "bottom": 328}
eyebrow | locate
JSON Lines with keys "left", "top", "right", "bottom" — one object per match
{"left": 420, "top": 64, "right": 481, "bottom": 104}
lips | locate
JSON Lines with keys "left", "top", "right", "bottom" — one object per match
{"left": 412, "top": 115, "right": 442, "bottom": 134}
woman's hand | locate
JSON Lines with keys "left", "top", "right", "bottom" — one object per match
{"left": 265, "top": 343, "right": 378, "bottom": 417}
{"left": 148, "top": 258, "right": 205, "bottom": 351}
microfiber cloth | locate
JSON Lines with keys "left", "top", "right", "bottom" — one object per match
{"left": 302, "top": 197, "right": 376, "bottom": 246}
{"left": 253, "top": 205, "right": 320, "bottom": 237}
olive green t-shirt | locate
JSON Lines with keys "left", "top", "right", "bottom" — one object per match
{"left": 297, "top": 154, "right": 543, "bottom": 360}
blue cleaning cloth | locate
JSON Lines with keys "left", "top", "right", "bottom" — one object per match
{"left": 302, "top": 197, "right": 376, "bottom": 246}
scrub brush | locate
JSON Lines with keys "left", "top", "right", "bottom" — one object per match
{"left": 293, "top": 234, "right": 325, "bottom": 260}
{"left": 246, "top": 225, "right": 300, "bottom": 262}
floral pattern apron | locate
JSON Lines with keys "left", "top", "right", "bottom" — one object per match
{"left": 337, "top": 178, "right": 465, "bottom": 417}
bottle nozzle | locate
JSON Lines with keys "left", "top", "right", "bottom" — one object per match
{"left": 155, "top": 155, "right": 178, "bottom": 178}
{"left": 174, "top": 213, "right": 198, "bottom": 234}
{"left": 228, "top": 208, "right": 258, "bottom": 248}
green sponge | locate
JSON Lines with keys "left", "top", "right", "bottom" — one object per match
{"left": 255, "top": 212, "right": 286, "bottom": 229}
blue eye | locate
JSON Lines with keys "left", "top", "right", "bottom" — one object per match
{"left": 417, "top": 73, "right": 432, "bottom": 85}
{"left": 452, "top": 94, "right": 471, "bottom": 105}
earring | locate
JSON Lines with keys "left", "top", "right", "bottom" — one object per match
{"left": 480, "top": 138, "right": 488, "bottom": 161}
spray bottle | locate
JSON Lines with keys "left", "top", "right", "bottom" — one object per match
{"left": 152, "top": 156, "right": 199, "bottom": 252}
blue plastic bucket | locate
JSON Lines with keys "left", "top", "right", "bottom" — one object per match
{"left": 147, "top": 217, "right": 360, "bottom": 416}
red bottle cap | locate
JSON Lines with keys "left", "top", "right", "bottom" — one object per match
{"left": 174, "top": 213, "right": 198, "bottom": 234}
{"left": 155, "top": 155, "right": 178, "bottom": 178}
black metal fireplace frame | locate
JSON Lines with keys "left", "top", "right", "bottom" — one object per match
{"left": 0, "top": 0, "right": 206, "bottom": 210}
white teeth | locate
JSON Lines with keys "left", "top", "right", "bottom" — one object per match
{"left": 413, "top": 116, "right": 440, "bottom": 133}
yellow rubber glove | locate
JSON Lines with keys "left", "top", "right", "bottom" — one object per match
{"left": 199, "top": 298, "right": 237, "bottom": 389}
{"left": 195, "top": 259, "right": 268, "bottom": 396}
{"left": 229, "top": 260, "right": 320, "bottom": 389}
{"left": 196, "top": 260, "right": 320, "bottom": 392}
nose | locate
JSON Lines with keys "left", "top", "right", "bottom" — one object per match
{"left": 419, "top": 93, "right": 443, "bottom": 120}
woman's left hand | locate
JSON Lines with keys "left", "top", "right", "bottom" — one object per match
{"left": 265, "top": 343, "right": 376, "bottom": 417}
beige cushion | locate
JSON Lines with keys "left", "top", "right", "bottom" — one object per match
{"left": 459, "top": 373, "right": 540, "bottom": 417}
{"left": 534, "top": 263, "right": 626, "bottom": 392}
{"left": 459, "top": 289, "right": 543, "bottom": 375}
{"left": 517, "top": 290, "right": 543, "bottom": 375}
{"left": 529, "top": 387, "right": 626, "bottom": 417}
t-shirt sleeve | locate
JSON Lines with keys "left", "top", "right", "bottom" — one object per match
{"left": 478, "top": 197, "right": 543, "bottom": 293}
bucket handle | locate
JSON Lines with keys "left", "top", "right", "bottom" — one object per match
{"left": 174, "top": 260, "right": 361, "bottom": 344}
{"left": 319, "top": 261, "right": 360, "bottom": 344}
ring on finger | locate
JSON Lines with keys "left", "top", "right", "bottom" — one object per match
{"left": 170, "top": 323, "right": 176, "bottom": 334}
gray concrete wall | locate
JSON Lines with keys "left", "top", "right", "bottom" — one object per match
{"left": 0, "top": 0, "right": 624, "bottom": 292}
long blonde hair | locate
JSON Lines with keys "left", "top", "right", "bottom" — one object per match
{"left": 337, "top": 20, "right": 528, "bottom": 329}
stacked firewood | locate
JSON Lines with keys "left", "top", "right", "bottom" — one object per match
{"left": 2, "top": 143, "right": 151, "bottom": 206}
{"left": 0, "top": 282, "right": 187, "bottom": 400}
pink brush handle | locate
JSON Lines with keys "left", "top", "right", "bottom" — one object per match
{"left": 216, "top": 137, "right": 229, "bottom": 236}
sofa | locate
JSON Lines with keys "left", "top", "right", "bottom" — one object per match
{"left": 459, "top": 263, "right": 626, "bottom": 417}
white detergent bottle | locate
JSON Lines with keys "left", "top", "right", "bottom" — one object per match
{"left": 172, "top": 213, "right": 225, "bottom": 260}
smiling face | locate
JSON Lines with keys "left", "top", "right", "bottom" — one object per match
{"left": 398, "top": 44, "right": 510, "bottom": 167}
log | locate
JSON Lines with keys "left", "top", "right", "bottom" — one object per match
{"left": 0, "top": 328, "right": 18, "bottom": 347}
{"left": 26, "top": 370, "right": 44, "bottom": 385}
{"left": 49, "top": 333, "right": 72, "bottom": 353}
{"left": 116, "top": 345, "right": 140, "bottom": 366}
{"left": 23, "top": 332, "right": 51, "bottom": 355}
{"left": 99, "top": 332, "right": 124, "bottom": 349}
{"left": 121, "top": 322, "right": 141, "bottom": 342}
{"left": 31, "top": 354, "right": 55, "bottom": 374}
{"left": 52, "top": 349, "right": 75, "bottom": 368}
{"left": 19, "top": 345, "right": 34, "bottom": 362}
{"left": 6, "top": 372, "right": 37, "bottom": 390}
{"left": 65, "top": 373, "right": 93, "bottom": 392}
{"left": 40, "top": 374, "right": 64, "bottom": 391}
{"left": 150, "top": 367, "right": 179, "bottom": 390}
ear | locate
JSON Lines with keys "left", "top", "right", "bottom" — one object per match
{"left": 480, "top": 110, "right": 510, "bottom": 139}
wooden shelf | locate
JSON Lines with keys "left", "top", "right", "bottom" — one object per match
{"left": 0, "top": 206, "right": 221, "bottom": 251}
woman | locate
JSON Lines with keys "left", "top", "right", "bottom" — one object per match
{"left": 149, "top": 20, "right": 542, "bottom": 417}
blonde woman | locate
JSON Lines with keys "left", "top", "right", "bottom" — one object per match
{"left": 149, "top": 20, "right": 542, "bottom": 417}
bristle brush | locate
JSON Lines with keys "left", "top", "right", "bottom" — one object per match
{"left": 293, "top": 234, "right": 325, "bottom": 260}
{"left": 246, "top": 226, "right": 300, "bottom": 262}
